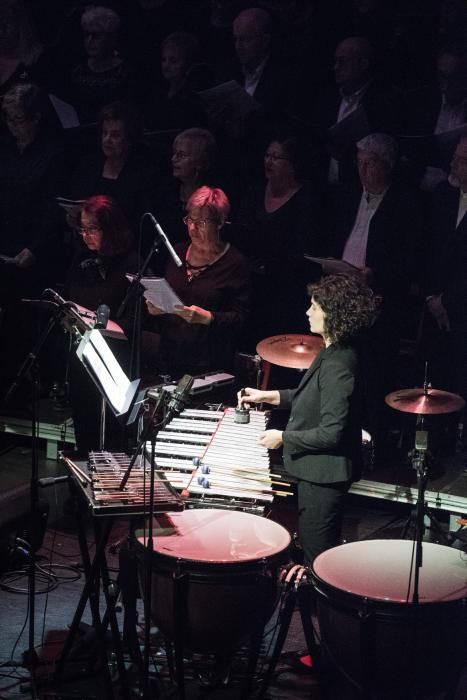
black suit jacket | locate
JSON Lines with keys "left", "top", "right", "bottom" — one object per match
{"left": 312, "top": 80, "right": 403, "bottom": 184}
{"left": 426, "top": 180, "right": 467, "bottom": 327}
{"left": 279, "top": 344, "right": 362, "bottom": 484}
{"left": 325, "top": 182, "right": 422, "bottom": 304}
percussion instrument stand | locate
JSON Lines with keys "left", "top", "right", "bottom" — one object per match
{"left": 55, "top": 485, "right": 131, "bottom": 700}
{"left": 257, "top": 564, "right": 320, "bottom": 699}
{"left": 118, "top": 388, "right": 176, "bottom": 700}
{"left": 401, "top": 418, "right": 449, "bottom": 550}
{"left": 405, "top": 418, "right": 448, "bottom": 604}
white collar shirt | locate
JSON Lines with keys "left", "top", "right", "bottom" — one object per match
{"left": 342, "top": 189, "right": 386, "bottom": 268}
{"left": 243, "top": 56, "right": 268, "bottom": 96}
{"left": 328, "top": 83, "right": 370, "bottom": 184}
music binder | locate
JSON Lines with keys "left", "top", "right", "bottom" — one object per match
{"left": 304, "top": 255, "right": 360, "bottom": 276}
{"left": 76, "top": 329, "right": 143, "bottom": 424}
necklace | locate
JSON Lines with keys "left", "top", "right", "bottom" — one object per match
{"left": 185, "top": 243, "right": 229, "bottom": 282}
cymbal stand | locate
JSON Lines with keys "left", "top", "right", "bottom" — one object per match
{"left": 410, "top": 419, "right": 428, "bottom": 605}
{"left": 402, "top": 415, "right": 449, "bottom": 543}
{"left": 405, "top": 416, "right": 449, "bottom": 603}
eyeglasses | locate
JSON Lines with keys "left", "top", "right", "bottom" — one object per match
{"left": 4, "top": 113, "right": 28, "bottom": 126}
{"left": 78, "top": 226, "right": 102, "bottom": 236}
{"left": 173, "top": 150, "right": 191, "bottom": 160}
{"left": 264, "top": 152, "right": 289, "bottom": 162}
{"left": 183, "top": 216, "right": 216, "bottom": 229}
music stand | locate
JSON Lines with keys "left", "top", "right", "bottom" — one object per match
{"left": 75, "top": 328, "right": 145, "bottom": 430}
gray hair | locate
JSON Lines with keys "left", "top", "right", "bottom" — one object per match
{"left": 234, "top": 7, "right": 273, "bottom": 35}
{"left": 357, "top": 133, "right": 398, "bottom": 169}
{"left": 174, "top": 128, "right": 217, "bottom": 168}
{"left": 81, "top": 6, "right": 120, "bottom": 34}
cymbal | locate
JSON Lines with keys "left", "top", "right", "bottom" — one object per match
{"left": 385, "top": 388, "right": 465, "bottom": 415}
{"left": 256, "top": 334, "right": 324, "bottom": 370}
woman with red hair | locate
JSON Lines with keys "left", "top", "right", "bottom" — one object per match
{"left": 65, "top": 194, "right": 141, "bottom": 452}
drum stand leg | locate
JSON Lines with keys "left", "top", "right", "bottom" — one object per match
{"left": 55, "top": 499, "right": 130, "bottom": 700}
{"left": 172, "top": 571, "right": 189, "bottom": 700}
{"left": 257, "top": 565, "right": 320, "bottom": 699}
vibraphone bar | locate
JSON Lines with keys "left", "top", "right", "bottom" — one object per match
{"left": 147, "top": 408, "right": 292, "bottom": 513}
{"left": 62, "top": 451, "right": 184, "bottom": 516}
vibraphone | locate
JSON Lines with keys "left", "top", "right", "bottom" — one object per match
{"left": 62, "top": 450, "right": 184, "bottom": 516}
{"left": 146, "top": 407, "right": 292, "bottom": 514}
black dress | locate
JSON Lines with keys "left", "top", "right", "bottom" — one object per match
{"left": 68, "top": 147, "right": 161, "bottom": 237}
{"left": 147, "top": 241, "right": 251, "bottom": 379}
{"left": 65, "top": 245, "right": 142, "bottom": 452}
{"left": 236, "top": 181, "right": 321, "bottom": 348}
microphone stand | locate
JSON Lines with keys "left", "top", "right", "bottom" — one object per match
{"left": 118, "top": 374, "right": 192, "bottom": 698}
{"left": 116, "top": 215, "right": 163, "bottom": 380}
{"left": 117, "top": 387, "right": 182, "bottom": 699}
{"left": 2, "top": 302, "right": 82, "bottom": 696}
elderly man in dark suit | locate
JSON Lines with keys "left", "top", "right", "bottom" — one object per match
{"left": 238, "top": 274, "right": 380, "bottom": 563}
{"left": 323, "top": 133, "right": 423, "bottom": 440}
{"left": 424, "top": 136, "right": 467, "bottom": 431}
{"left": 327, "top": 133, "right": 421, "bottom": 301}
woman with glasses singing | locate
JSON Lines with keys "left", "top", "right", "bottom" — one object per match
{"left": 66, "top": 195, "right": 140, "bottom": 323}
{"left": 151, "top": 128, "right": 236, "bottom": 256}
{"left": 146, "top": 186, "right": 251, "bottom": 378}
{"left": 236, "top": 130, "right": 322, "bottom": 347}
{"left": 65, "top": 195, "right": 141, "bottom": 451}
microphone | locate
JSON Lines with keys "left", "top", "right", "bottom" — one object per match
{"left": 165, "top": 374, "right": 194, "bottom": 418}
{"left": 43, "top": 288, "right": 69, "bottom": 307}
{"left": 146, "top": 213, "right": 183, "bottom": 267}
{"left": 94, "top": 304, "right": 110, "bottom": 329}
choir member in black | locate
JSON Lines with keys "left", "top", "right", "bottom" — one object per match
{"left": 153, "top": 128, "right": 228, "bottom": 253}
{"left": 0, "top": 82, "right": 65, "bottom": 396}
{"left": 66, "top": 6, "right": 132, "bottom": 124}
{"left": 236, "top": 132, "right": 322, "bottom": 347}
{"left": 424, "top": 136, "right": 467, "bottom": 444}
{"left": 145, "top": 186, "right": 251, "bottom": 379}
{"left": 65, "top": 195, "right": 141, "bottom": 452}
{"left": 67, "top": 101, "right": 158, "bottom": 238}
{"left": 143, "top": 31, "right": 209, "bottom": 131}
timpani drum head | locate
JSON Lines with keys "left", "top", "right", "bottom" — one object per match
{"left": 313, "top": 539, "right": 467, "bottom": 603}
{"left": 138, "top": 508, "right": 291, "bottom": 565}
{"left": 311, "top": 539, "right": 467, "bottom": 697}
{"left": 136, "top": 508, "right": 291, "bottom": 652}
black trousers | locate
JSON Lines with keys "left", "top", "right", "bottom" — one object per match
{"left": 297, "top": 479, "right": 350, "bottom": 565}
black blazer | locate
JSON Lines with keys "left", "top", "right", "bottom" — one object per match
{"left": 326, "top": 182, "right": 422, "bottom": 303}
{"left": 426, "top": 180, "right": 467, "bottom": 326}
{"left": 279, "top": 344, "right": 362, "bottom": 485}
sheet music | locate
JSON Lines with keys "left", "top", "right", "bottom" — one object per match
{"left": 304, "top": 255, "right": 361, "bottom": 276}
{"left": 0, "top": 253, "right": 17, "bottom": 265}
{"left": 56, "top": 196, "right": 86, "bottom": 216}
{"left": 77, "top": 330, "right": 135, "bottom": 415}
{"left": 126, "top": 275, "right": 183, "bottom": 313}
{"left": 49, "top": 93, "right": 80, "bottom": 128}
{"left": 198, "top": 80, "right": 260, "bottom": 119}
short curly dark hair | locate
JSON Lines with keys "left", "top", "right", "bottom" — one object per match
{"left": 308, "top": 274, "right": 380, "bottom": 344}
